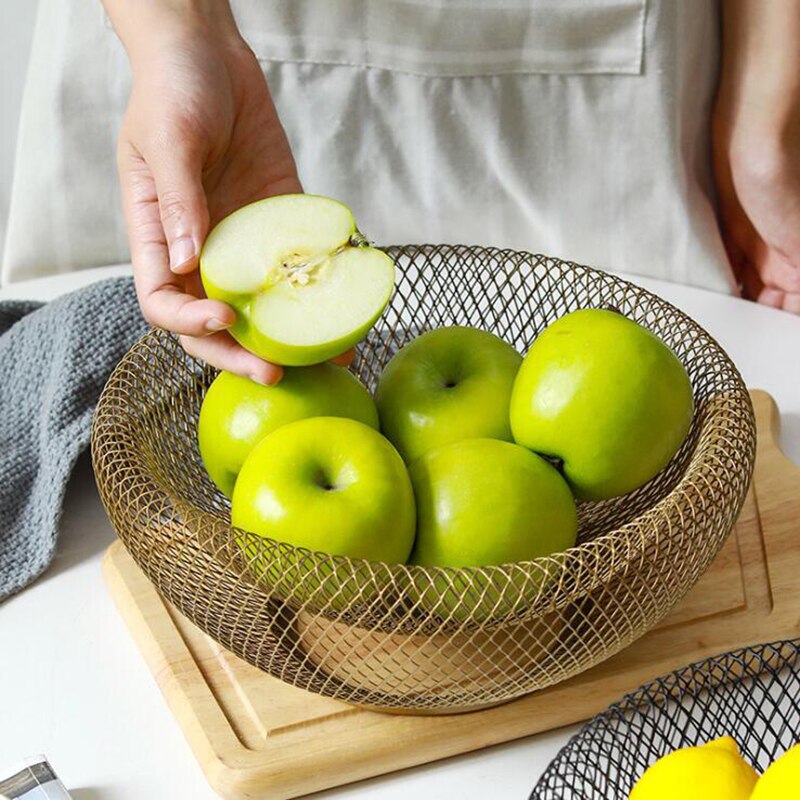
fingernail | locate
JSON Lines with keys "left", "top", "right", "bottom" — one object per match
{"left": 249, "top": 369, "right": 282, "bottom": 387}
{"left": 170, "top": 237, "right": 196, "bottom": 271}
{"left": 205, "top": 317, "right": 230, "bottom": 332}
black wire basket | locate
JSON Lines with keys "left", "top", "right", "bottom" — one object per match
{"left": 531, "top": 639, "right": 800, "bottom": 798}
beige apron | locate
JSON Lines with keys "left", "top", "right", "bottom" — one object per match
{"left": 2, "top": 0, "right": 735, "bottom": 295}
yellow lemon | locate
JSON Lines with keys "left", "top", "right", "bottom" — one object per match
{"left": 750, "top": 743, "right": 800, "bottom": 799}
{"left": 629, "top": 737, "right": 758, "bottom": 799}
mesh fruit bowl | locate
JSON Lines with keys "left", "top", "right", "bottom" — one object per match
{"left": 91, "top": 245, "right": 756, "bottom": 713}
{"left": 530, "top": 639, "right": 800, "bottom": 798}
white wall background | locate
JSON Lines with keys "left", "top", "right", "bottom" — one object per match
{"left": 1, "top": 0, "right": 39, "bottom": 259}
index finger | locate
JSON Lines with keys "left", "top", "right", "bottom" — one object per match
{"left": 119, "top": 143, "right": 235, "bottom": 335}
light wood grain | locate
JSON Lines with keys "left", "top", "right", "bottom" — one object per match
{"left": 103, "top": 390, "right": 800, "bottom": 800}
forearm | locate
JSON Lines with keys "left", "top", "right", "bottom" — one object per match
{"left": 101, "top": 0, "right": 242, "bottom": 64}
{"left": 717, "top": 0, "right": 800, "bottom": 142}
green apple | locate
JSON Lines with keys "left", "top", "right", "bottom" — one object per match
{"left": 200, "top": 194, "right": 395, "bottom": 366}
{"left": 375, "top": 326, "right": 522, "bottom": 463}
{"left": 510, "top": 308, "right": 694, "bottom": 501}
{"left": 407, "top": 438, "right": 577, "bottom": 622}
{"left": 232, "top": 417, "right": 416, "bottom": 606}
{"left": 198, "top": 365, "right": 379, "bottom": 498}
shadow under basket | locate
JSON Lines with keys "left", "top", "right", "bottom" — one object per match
{"left": 91, "top": 245, "right": 755, "bottom": 714}
{"left": 530, "top": 639, "right": 800, "bottom": 798}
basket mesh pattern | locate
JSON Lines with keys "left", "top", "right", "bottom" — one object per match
{"left": 531, "top": 639, "right": 800, "bottom": 798}
{"left": 91, "top": 245, "right": 756, "bottom": 712}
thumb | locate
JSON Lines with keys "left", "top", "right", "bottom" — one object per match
{"left": 150, "top": 148, "right": 210, "bottom": 274}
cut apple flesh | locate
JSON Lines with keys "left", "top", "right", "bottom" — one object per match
{"left": 200, "top": 195, "right": 395, "bottom": 366}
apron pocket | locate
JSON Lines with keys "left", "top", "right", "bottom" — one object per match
{"left": 232, "top": 0, "right": 646, "bottom": 77}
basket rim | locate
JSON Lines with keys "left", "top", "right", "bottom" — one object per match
{"left": 92, "top": 246, "right": 756, "bottom": 615}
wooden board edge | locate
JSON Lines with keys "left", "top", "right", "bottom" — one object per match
{"left": 103, "top": 543, "right": 262, "bottom": 800}
{"left": 750, "top": 388, "right": 799, "bottom": 478}
{"left": 750, "top": 389, "right": 779, "bottom": 452}
{"left": 749, "top": 389, "right": 800, "bottom": 607}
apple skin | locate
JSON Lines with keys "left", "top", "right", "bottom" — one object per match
{"left": 375, "top": 326, "right": 523, "bottom": 464}
{"left": 407, "top": 438, "right": 577, "bottom": 622}
{"left": 232, "top": 417, "right": 416, "bottom": 565}
{"left": 198, "top": 366, "right": 379, "bottom": 498}
{"left": 510, "top": 309, "right": 694, "bottom": 501}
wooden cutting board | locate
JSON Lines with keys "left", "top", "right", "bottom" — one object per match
{"left": 103, "top": 390, "right": 800, "bottom": 800}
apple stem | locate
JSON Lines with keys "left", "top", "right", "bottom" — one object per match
{"left": 350, "top": 231, "right": 371, "bottom": 248}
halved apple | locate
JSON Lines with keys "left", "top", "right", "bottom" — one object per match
{"left": 200, "top": 194, "right": 395, "bottom": 365}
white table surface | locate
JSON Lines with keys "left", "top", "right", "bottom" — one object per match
{"left": 1, "top": 265, "right": 799, "bottom": 800}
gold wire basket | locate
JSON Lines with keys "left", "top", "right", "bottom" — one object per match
{"left": 91, "top": 245, "right": 755, "bottom": 714}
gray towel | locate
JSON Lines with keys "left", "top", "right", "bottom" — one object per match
{"left": 0, "top": 277, "right": 147, "bottom": 601}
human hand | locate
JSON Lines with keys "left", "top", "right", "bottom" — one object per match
{"left": 713, "top": 0, "right": 800, "bottom": 314}
{"left": 713, "top": 107, "right": 800, "bottom": 314}
{"left": 108, "top": 1, "right": 353, "bottom": 381}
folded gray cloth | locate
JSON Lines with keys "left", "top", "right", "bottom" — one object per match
{"left": 0, "top": 277, "right": 147, "bottom": 601}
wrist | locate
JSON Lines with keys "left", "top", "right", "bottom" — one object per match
{"left": 104, "top": 0, "right": 243, "bottom": 64}
{"left": 714, "top": 106, "right": 798, "bottom": 198}
{"left": 715, "top": 86, "right": 800, "bottom": 160}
